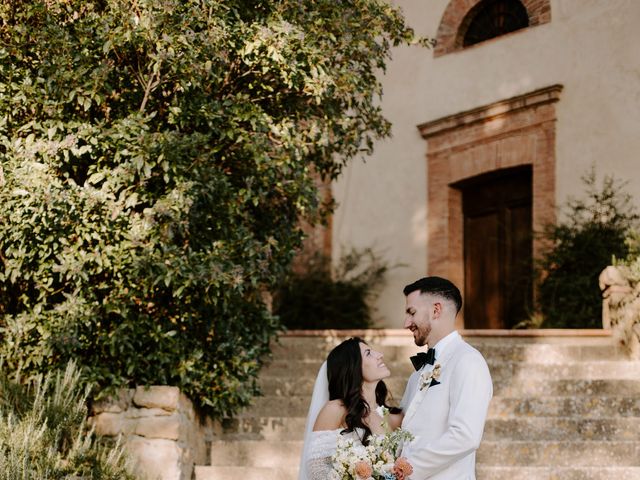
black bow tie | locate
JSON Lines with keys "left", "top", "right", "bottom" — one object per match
{"left": 410, "top": 348, "right": 436, "bottom": 371}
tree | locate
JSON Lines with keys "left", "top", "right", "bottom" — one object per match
{"left": 0, "top": 0, "right": 425, "bottom": 417}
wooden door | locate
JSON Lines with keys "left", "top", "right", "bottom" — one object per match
{"left": 459, "top": 166, "right": 532, "bottom": 329}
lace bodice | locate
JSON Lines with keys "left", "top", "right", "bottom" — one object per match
{"left": 306, "top": 429, "right": 363, "bottom": 480}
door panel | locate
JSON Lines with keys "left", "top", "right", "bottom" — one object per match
{"left": 459, "top": 166, "right": 532, "bottom": 329}
{"left": 464, "top": 213, "right": 502, "bottom": 329}
{"left": 504, "top": 204, "right": 533, "bottom": 324}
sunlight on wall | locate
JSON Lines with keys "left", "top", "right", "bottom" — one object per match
{"left": 411, "top": 205, "right": 428, "bottom": 247}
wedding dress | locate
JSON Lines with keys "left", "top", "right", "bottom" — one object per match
{"left": 305, "top": 428, "right": 364, "bottom": 480}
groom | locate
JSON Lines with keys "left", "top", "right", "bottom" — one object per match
{"left": 399, "top": 277, "right": 492, "bottom": 480}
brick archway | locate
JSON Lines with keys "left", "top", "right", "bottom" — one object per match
{"left": 418, "top": 85, "right": 562, "bottom": 329}
{"left": 434, "top": 0, "right": 552, "bottom": 57}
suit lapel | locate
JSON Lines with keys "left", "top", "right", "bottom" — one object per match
{"left": 435, "top": 334, "right": 462, "bottom": 366}
{"left": 403, "top": 335, "right": 465, "bottom": 425}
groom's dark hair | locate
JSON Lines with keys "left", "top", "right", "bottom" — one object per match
{"left": 403, "top": 276, "right": 463, "bottom": 314}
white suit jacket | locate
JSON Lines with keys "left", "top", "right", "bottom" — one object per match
{"left": 400, "top": 333, "right": 492, "bottom": 480}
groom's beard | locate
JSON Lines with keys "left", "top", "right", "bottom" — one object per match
{"left": 414, "top": 330, "right": 428, "bottom": 347}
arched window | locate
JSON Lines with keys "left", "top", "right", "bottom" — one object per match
{"left": 434, "top": 0, "right": 551, "bottom": 57}
{"left": 462, "top": 0, "right": 529, "bottom": 47}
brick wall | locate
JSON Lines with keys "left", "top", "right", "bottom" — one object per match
{"left": 418, "top": 85, "right": 562, "bottom": 328}
{"left": 434, "top": 0, "right": 552, "bottom": 57}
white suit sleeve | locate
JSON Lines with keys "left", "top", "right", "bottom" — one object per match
{"left": 407, "top": 352, "right": 492, "bottom": 479}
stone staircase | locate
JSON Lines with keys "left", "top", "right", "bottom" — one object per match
{"left": 195, "top": 330, "right": 640, "bottom": 479}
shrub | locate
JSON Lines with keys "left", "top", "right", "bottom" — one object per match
{"left": 614, "top": 230, "right": 640, "bottom": 284}
{"left": 275, "top": 248, "right": 390, "bottom": 329}
{"left": 0, "top": 362, "right": 134, "bottom": 479}
{"left": 536, "top": 168, "right": 639, "bottom": 328}
{"left": 0, "top": 0, "right": 425, "bottom": 417}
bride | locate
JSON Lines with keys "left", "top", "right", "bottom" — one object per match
{"left": 299, "top": 337, "right": 403, "bottom": 480}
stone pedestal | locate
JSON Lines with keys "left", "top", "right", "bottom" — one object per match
{"left": 89, "top": 386, "right": 214, "bottom": 480}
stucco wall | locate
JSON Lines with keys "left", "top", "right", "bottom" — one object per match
{"left": 331, "top": 0, "right": 640, "bottom": 327}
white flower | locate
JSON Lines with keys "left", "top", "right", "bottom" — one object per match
{"left": 419, "top": 363, "right": 442, "bottom": 391}
{"left": 332, "top": 426, "right": 415, "bottom": 479}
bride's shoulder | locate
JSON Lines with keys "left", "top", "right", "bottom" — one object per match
{"left": 313, "top": 399, "right": 347, "bottom": 432}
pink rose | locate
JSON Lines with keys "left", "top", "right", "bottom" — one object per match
{"left": 354, "top": 460, "right": 373, "bottom": 479}
{"left": 393, "top": 457, "right": 413, "bottom": 480}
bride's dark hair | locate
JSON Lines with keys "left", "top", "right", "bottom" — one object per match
{"left": 326, "top": 337, "right": 400, "bottom": 446}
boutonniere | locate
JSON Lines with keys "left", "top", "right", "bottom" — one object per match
{"left": 419, "top": 363, "right": 442, "bottom": 391}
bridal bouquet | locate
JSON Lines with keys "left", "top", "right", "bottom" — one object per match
{"left": 330, "top": 407, "right": 414, "bottom": 480}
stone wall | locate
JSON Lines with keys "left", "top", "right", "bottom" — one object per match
{"left": 600, "top": 265, "right": 640, "bottom": 359}
{"left": 89, "top": 386, "right": 214, "bottom": 480}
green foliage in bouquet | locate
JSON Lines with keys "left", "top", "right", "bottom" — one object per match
{"left": 0, "top": 0, "right": 426, "bottom": 417}
{"left": 0, "top": 362, "right": 134, "bottom": 479}
{"left": 536, "top": 168, "right": 639, "bottom": 328}
{"left": 275, "top": 248, "right": 391, "bottom": 329}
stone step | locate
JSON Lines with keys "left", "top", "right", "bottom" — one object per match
{"left": 492, "top": 378, "right": 640, "bottom": 397}
{"left": 261, "top": 359, "right": 640, "bottom": 381}
{"left": 272, "top": 332, "right": 617, "bottom": 350}
{"left": 216, "top": 416, "right": 640, "bottom": 442}
{"left": 484, "top": 417, "right": 640, "bottom": 441}
{"left": 195, "top": 465, "right": 640, "bottom": 480}
{"left": 196, "top": 333, "right": 640, "bottom": 478}
{"left": 477, "top": 440, "right": 640, "bottom": 466}
{"left": 209, "top": 439, "right": 640, "bottom": 468}
{"left": 239, "top": 394, "right": 640, "bottom": 418}
{"left": 270, "top": 340, "right": 627, "bottom": 363}
{"left": 210, "top": 440, "right": 302, "bottom": 467}
{"left": 489, "top": 396, "right": 640, "bottom": 418}
{"left": 217, "top": 416, "right": 307, "bottom": 441}
{"left": 258, "top": 375, "right": 640, "bottom": 398}
{"left": 476, "top": 466, "right": 640, "bottom": 480}
{"left": 195, "top": 465, "right": 298, "bottom": 480}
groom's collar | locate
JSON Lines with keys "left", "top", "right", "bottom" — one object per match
{"left": 430, "top": 330, "right": 459, "bottom": 361}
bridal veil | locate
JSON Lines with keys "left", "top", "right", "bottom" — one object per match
{"left": 298, "top": 361, "right": 329, "bottom": 480}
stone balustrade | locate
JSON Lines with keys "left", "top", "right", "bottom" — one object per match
{"left": 89, "top": 386, "right": 215, "bottom": 480}
{"left": 600, "top": 265, "right": 640, "bottom": 359}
